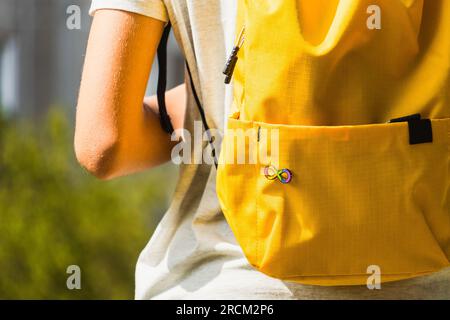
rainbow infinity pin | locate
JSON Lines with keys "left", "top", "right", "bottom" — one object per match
{"left": 264, "top": 165, "right": 292, "bottom": 184}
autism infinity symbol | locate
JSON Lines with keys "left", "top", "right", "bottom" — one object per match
{"left": 264, "top": 165, "right": 292, "bottom": 184}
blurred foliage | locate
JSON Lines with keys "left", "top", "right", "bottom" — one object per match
{"left": 0, "top": 108, "right": 177, "bottom": 299}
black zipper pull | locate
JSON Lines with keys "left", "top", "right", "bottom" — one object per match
{"left": 223, "top": 26, "right": 245, "bottom": 84}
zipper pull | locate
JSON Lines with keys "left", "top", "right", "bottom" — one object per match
{"left": 223, "top": 26, "right": 245, "bottom": 84}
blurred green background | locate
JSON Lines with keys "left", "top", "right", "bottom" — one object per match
{"left": 0, "top": 0, "right": 183, "bottom": 299}
{"left": 0, "top": 109, "right": 177, "bottom": 299}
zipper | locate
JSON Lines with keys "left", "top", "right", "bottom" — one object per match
{"left": 223, "top": 26, "right": 245, "bottom": 84}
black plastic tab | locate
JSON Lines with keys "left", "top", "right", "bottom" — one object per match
{"left": 408, "top": 118, "right": 433, "bottom": 145}
{"left": 388, "top": 114, "right": 433, "bottom": 145}
{"left": 388, "top": 113, "right": 421, "bottom": 123}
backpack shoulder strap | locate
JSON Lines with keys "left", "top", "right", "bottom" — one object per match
{"left": 157, "top": 22, "right": 174, "bottom": 134}
{"left": 156, "top": 23, "right": 218, "bottom": 168}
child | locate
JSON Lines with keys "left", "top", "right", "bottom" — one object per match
{"left": 75, "top": 0, "right": 449, "bottom": 299}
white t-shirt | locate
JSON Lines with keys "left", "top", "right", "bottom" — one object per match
{"left": 89, "top": 0, "right": 450, "bottom": 300}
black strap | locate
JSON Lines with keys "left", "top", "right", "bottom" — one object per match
{"left": 185, "top": 61, "right": 218, "bottom": 168}
{"left": 156, "top": 23, "right": 218, "bottom": 168}
{"left": 157, "top": 22, "right": 175, "bottom": 134}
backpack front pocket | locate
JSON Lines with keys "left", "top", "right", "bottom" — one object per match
{"left": 217, "top": 117, "right": 450, "bottom": 286}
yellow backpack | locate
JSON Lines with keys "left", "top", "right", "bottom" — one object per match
{"left": 216, "top": 0, "right": 450, "bottom": 285}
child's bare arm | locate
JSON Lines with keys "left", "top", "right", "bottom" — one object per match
{"left": 75, "top": 9, "right": 184, "bottom": 180}
{"left": 144, "top": 83, "right": 186, "bottom": 131}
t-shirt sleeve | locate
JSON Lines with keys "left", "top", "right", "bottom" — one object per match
{"left": 89, "top": 0, "right": 168, "bottom": 22}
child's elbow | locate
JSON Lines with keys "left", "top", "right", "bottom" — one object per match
{"left": 74, "top": 129, "right": 119, "bottom": 180}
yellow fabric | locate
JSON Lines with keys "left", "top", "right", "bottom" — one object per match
{"left": 217, "top": 0, "right": 450, "bottom": 285}
{"left": 236, "top": 0, "right": 450, "bottom": 125}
